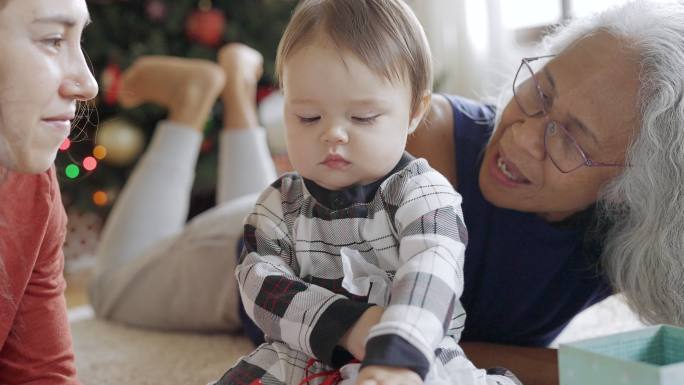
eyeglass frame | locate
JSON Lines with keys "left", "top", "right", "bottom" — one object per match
{"left": 512, "top": 55, "right": 627, "bottom": 173}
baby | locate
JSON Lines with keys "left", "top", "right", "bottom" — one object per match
{"left": 217, "top": 1, "right": 520, "bottom": 384}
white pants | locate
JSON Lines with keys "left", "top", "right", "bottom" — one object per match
{"left": 88, "top": 121, "right": 277, "bottom": 331}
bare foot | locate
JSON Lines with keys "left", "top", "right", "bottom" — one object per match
{"left": 118, "top": 56, "right": 226, "bottom": 131}
{"left": 217, "top": 43, "right": 264, "bottom": 130}
{"left": 218, "top": 43, "right": 264, "bottom": 90}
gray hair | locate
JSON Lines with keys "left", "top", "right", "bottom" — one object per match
{"left": 539, "top": 0, "right": 684, "bottom": 325}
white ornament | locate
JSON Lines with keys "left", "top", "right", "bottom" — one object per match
{"left": 258, "top": 90, "right": 287, "bottom": 155}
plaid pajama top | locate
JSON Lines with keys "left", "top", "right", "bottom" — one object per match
{"left": 236, "top": 153, "right": 468, "bottom": 379}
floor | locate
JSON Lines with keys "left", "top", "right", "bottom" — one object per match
{"left": 64, "top": 268, "right": 253, "bottom": 385}
{"left": 65, "top": 267, "right": 646, "bottom": 344}
{"left": 65, "top": 267, "right": 646, "bottom": 384}
{"left": 65, "top": 270, "right": 92, "bottom": 309}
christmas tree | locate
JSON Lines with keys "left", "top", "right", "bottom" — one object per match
{"left": 58, "top": 0, "right": 296, "bottom": 218}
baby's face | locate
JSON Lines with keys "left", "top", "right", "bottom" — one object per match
{"left": 281, "top": 33, "right": 421, "bottom": 191}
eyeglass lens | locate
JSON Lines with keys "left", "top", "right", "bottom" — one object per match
{"left": 514, "top": 61, "right": 586, "bottom": 172}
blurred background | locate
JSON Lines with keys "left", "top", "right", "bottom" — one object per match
{"left": 59, "top": 0, "right": 634, "bottom": 273}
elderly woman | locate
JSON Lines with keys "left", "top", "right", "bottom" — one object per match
{"left": 89, "top": 1, "right": 684, "bottom": 384}
{"left": 0, "top": 0, "right": 98, "bottom": 383}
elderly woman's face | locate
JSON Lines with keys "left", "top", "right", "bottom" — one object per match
{"left": 0, "top": 0, "right": 97, "bottom": 173}
{"left": 480, "top": 33, "right": 640, "bottom": 221}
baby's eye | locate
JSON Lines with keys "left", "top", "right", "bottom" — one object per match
{"left": 352, "top": 114, "right": 380, "bottom": 124}
{"left": 298, "top": 115, "right": 320, "bottom": 124}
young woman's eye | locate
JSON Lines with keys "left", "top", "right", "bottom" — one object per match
{"left": 43, "top": 37, "right": 65, "bottom": 49}
{"left": 298, "top": 115, "right": 320, "bottom": 124}
{"left": 352, "top": 114, "right": 380, "bottom": 124}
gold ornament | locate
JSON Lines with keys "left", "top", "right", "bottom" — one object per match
{"left": 95, "top": 119, "right": 145, "bottom": 166}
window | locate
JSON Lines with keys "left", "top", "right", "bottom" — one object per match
{"left": 501, "top": 1, "right": 562, "bottom": 30}
{"left": 570, "top": 0, "right": 636, "bottom": 17}
{"left": 502, "top": 0, "right": 640, "bottom": 29}
{"left": 502, "top": 0, "right": 636, "bottom": 44}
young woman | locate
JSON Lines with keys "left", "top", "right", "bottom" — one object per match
{"left": 0, "top": 0, "right": 97, "bottom": 382}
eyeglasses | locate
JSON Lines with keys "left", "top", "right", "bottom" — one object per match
{"left": 512, "top": 55, "right": 626, "bottom": 173}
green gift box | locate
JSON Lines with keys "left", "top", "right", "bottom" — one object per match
{"left": 559, "top": 325, "right": 684, "bottom": 385}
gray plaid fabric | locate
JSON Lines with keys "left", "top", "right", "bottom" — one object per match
{"left": 214, "top": 339, "right": 520, "bottom": 385}
{"left": 236, "top": 157, "right": 473, "bottom": 380}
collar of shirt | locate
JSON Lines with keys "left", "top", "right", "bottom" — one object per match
{"left": 304, "top": 152, "right": 415, "bottom": 210}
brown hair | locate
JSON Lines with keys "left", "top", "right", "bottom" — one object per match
{"left": 275, "top": 0, "right": 432, "bottom": 115}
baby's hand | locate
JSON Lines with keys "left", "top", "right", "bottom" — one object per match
{"left": 354, "top": 365, "right": 423, "bottom": 385}
{"left": 339, "top": 306, "right": 384, "bottom": 360}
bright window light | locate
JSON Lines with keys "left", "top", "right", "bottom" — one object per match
{"left": 501, "top": 1, "right": 561, "bottom": 29}
{"left": 571, "top": 0, "right": 632, "bottom": 17}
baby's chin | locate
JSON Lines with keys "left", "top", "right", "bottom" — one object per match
{"left": 313, "top": 179, "right": 355, "bottom": 191}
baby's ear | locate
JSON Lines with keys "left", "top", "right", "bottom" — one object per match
{"left": 408, "top": 92, "right": 431, "bottom": 134}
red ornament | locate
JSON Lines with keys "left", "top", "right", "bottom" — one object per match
{"left": 100, "top": 62, "right": 122, "bottom": 106}
{"left": 201, "top": 138, "right": 214, "bottom": 153}
{"left": 185, "top": 1, "right": 226, "bottom": 47}
{"left": 256, "top": 85, "right": 276, "bottom": 104}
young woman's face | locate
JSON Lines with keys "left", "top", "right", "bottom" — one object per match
{"left": 480, "top": 33, "right": 640, "bottom": 221}
{"left": 0, "top": 0, "right": 97, "bottom": 174}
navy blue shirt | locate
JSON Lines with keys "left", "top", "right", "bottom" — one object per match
{"left": 447, "top": 95, "right": 611, "bottom": 346}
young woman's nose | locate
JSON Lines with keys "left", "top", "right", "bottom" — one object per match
{"left": 510, "top": 116, "right": 546, "bottom": 161}
{"left": 60, "top": 50, "right": 98, "bottom": 102}
{"left": 321, "top": 123, "right": 349, "bottom": 145}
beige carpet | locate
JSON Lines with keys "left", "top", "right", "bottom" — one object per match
{"left": 70, "top": 295, "right": 645, "bottom": 385}
{"left": 70, "top": 309, "right": 253, "bottom": 385}
{"left": 550, "top": 294, "right": 645, "bottom": 347}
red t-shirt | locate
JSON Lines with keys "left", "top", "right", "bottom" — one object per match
{"left": 0, "top": 167, "right": 79, "bottom": 384}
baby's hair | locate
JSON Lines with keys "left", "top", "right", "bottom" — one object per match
{"left": 275, "top": 0, "right": 432, "bottom": 115}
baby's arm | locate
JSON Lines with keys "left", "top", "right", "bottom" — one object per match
{"left": 339, "top": 305, "right": 384, "bottom": 360}
{"left": 236, "top": 177, "right": 374, "bottom": 364}
{"left": 362, "top": 166, "right": 467, "bottom": 380}
{"left": 355, "top": 366, "right": 423, "bottom": 385}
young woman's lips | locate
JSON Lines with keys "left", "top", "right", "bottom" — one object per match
{"left": 488, "top": 150, "right": 532, "bottom": 187}
{"left": 322, "top": 154, "right": 351, "bottom": 170}
{"left": 43, "top": 120, "right": 71, "bottom": 131}
{"left": 43, "top": 114, "right": 74, "bottom": 133}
